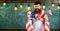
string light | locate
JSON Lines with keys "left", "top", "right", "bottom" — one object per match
{"left": 43, "top": 5, "right": 45, "bottom": 9}
{"left": 3, "top": 2, "right": 6, "bottom": 6}
{"left": 27, "top": 4, "right": 31, "bottom": 10}
{"left": 57, "top": 6, "right": 60, "bottom": 9}
{"left": 27, "top": 7, "right": 30, "bottom": 10}
{"left": 52, "top": 4, "right": 55, "bottom": 7}
{"left": 34, "top": 5, "right": 35, "bottom": 8}
{"left": 52, "top": 2, "right": 55, "bottom": 7}
{"left": 20, "top": 3, "right": 23, "bottom": 8}
{"left": 14, "top": 3, "right": 18, "bottom": 11}
{"left": 20, "top": 4, "right": 23, "bottom": 8}
{"left": 20, "top": 5, "right": 23, "bottom": 8}
{"left": 57, "top": 4, "right": 60, "bottom": 9}
{"left": 14, "top": 6, "right": 18, "bottom": 11}
{"left": 43, "top": 3, "right": 45, "bottom": 9}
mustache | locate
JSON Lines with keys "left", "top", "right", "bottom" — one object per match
{"left": 34, "top": 9, "right": 40, "bottom": 13}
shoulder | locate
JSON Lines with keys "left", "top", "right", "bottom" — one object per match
{"left": 42, "top": 10, "right": 45, "bottom": 13}
{"left": 40, "top": 10, "right": 45, "bottom": 14}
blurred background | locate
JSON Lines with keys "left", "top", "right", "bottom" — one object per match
{"left": 0, "top": 0, "right": 60, "bottom": 31}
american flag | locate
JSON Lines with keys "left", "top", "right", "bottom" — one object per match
{"left": 26, "top": 10, "right": 50, "bottom": 31}
{"left": 48, "top": 8, "right": 52, "bottom": 16}
{"left": 26, "top": 10, "right": 34, "bottom": 31}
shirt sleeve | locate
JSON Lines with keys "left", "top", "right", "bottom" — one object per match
{"left": 43, "top": 11, "right": 50, "bottom": 31}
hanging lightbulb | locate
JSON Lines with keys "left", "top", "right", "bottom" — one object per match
{"left": 3, "top": 2, "right": 6, "bottom": 6}
{"left": 27, "top": 6, "right": 31, "bottom": 10}
{"left": 27, "top": 4, "right": 31, "bottom": 10}
{"left": 52, "top": 4, "right": 55, "bottom": 7}
{"left": 57, "top": 6, "right": 60, "bottom": 9}
{"left": 14, "top": 6, "right": 18, "bottom": 11}
{"left": 43, "top": 5, "right": 45, "bottom": 9}
{"left": 52, "top": 3, "right": 55, "bottom": 7}
{"left": 57, "top": 5, "right": 60, "bottom": 9}
{"left": 34, "top": 5, "right": 35, "bottom": 8}
{"left": 14, "top": 4, "right": 18, "bottom": 11}
{"left": 57, "top": 5, "right": 60, "bottom": 10}
{"left": 43, "top": 3, "right": 45, "bottom": 9}
{"left": 20, "top": 5, "right": 23, "bottom": 8}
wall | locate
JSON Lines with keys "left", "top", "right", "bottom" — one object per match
{"left": 0, "top": 3, "right": 60, "bottom": 29}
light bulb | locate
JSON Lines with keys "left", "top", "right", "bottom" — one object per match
{"left": 14, "top": 7, "right": 18, "bottom": 11}
{"left": 27, "top": 7, "right": 31, "bottom": 10}
{"left": 52, "top": 4, "right": 55, "bottom": 7}
{"left": 20, "top": 5, "right": 23, "bottom": 8}
{"left": 57, "top": 6, "right": 60, "bottom": 9}
{"left": 43, "top": 5, "right": 45, "bottom": 9}
{"left": 34, "top": 5, "right": 35, "bottom": 8}
{"left": 3, "top": 2, "right": 6, "bottom": 6}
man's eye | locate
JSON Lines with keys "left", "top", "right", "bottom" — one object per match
{"left": 36, "top": 6, "right": 39, "bottom": 7}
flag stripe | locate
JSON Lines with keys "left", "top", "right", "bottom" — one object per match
{"left": 26, "top": 20, "right": 31, "bottom": 29}
{"left": 45, "top": 22, "right": 50, "bottom": 28}
{"left": 45, "top": 25, "right": 49, "bottom": 31}
{"left": 29, "top": 26, "right": 33, "bottom": 31}
{"left": 28, "top": 25, "right": 33, "bottom": 31}
{"left": 37, "top": 10, "right": 45, "bottom": 20}
{"left": 41, "top": 13, "right": 46, "bottom": 18}
{"left": 26, "top": 24, "right": 31, "bottom": 30}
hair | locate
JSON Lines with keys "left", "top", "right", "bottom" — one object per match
{"left": 34, "top": 1, "right": 41, "bottom": 5}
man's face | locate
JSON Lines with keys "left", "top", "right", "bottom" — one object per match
{"left": 35, "top": 4, "right": 41, "bottom": 9}
{"left": 34, "top": 4, "right": 41, "bottom": 13}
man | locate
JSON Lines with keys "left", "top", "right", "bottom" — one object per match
{"left": 26, "top": 1, "right": 50, "bottom": 31}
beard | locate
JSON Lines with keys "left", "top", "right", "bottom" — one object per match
{"left": 34, "top": 9, "right": 40, "bottom": 14}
